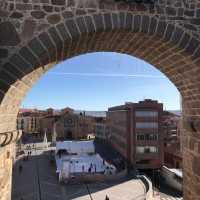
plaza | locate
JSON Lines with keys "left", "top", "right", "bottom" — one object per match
{"left": 11, "top": 148, "right": 146, "bottom": 200}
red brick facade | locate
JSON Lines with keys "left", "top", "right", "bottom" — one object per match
{"left": 108, "top": 99, "right": 163, "bottom": 169}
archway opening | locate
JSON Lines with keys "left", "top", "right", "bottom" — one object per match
{"left": 1, "top": 12, "right": 200, "bottom": 200}
{"left": 12, "top": 52, "right": 183, "bottom": 200}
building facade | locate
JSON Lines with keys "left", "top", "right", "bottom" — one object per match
{"left": 107, "top": 99, "right": 163, "bottom": 169}
{"left": 17, "top": 109, "right": 44, "bottom": 135}
{"left": 95, "top": 117, "right": 110, "bottom": 141}
{"left": 40, "top": 108, "right": 95, "bottom": 141}
{"left": 162, "top": 111, "right": 182, "bottom": 168}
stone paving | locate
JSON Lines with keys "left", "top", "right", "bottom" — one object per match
{"left": 11, "top": 149, "right": 146, "bottom": 200}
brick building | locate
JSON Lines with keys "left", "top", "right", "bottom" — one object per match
{"left": 95, "top": 117, "right": 110, "bottom": 141}
{"left": 107, "top": 99, "right": 163, "bottom": 169}
{"left": 162, "top": 111, "right": 182, "bottom": 168}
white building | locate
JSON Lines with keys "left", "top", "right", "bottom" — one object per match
{"left": 55, "top": 140, "right": 116, "bottom": 182}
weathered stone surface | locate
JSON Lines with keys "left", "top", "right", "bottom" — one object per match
{"left": 192, "top": 156, "right": 200, "bottom": 176}
{"left": 19, "top": 47, "right": 40, "bottom": 69}
{"left": 156, "top": 20, "right": 166, "bottom": 37}
{"left": 166, "top": 6, "right": 176, "bottom": 15}
{"left": 85, "top": 15, "right": 95, "bottom": 33}
{"left": 3, "top": 63, "right": 24, "bottom": 79}
{"left": 16, "top": 3, "right": 32, "bottom": 10}
{"left": 149, "top": 18, "right": 157, "bottom": 35}
{"left": 133, "top": 15, "right": 141, "bottom": 32}
{"left": 0, "top": 10, "right": 9, "bottom": 17}
{"left": 38, "top": 31, "right": 56, "bottom": 61}
{"left": 47, "top": 14, "right": 61, "bottom": 24}
{"left": 48, "top": 27, "right": 63, "bottom": 60}
{"left": 28, "top": 38, "right": 48, "bottom": 65}
{"left": 93, "top": 14, "right": 104, "bottom": 31}
{"left": 10, "top": 54, "right": 32, "bottom": 74}
{"left": 104, "top": 13, "right": 112, "bottom": 30}
{"left": 65, "top": 19, "right": 80, "bottom": 38}
{"left": 51, "top": 0, "right": 65, "bottom": 5}
{"left": 0, "top": 22, "right": 20, "bottom": 46}
{"left": 76, "top": 9, "right": 87, "bottom": 15}
{"left": 0, "top": 79, "right": 10, "bottom": 92}
{"left": 10, "top": 12, "right": 23, "bottom": 18}
{"left": 43, "top": 5, "right": 53, "bottom": 12}
{"left": 31, "top": 11, "right": 46, "bottom": 19}
{"left": 0, "top": 49, "right": 8, "bottom": 58}
{"left": 0, "top": 70, "right": 16, "bottom": 85}
{"left": 62, "top": 11, "right": 74, "bottom": 18}
{"left": 190, "top": 18, "right": 200, "bottom": 25}
{"left": 76, "top": 17, "right": 87, "bottom": 34}
{"left": 21, "top": 20, "right": 36, "bottom": 40}
{"left": 141, "top": 15, "right": 149, "bottom": 33}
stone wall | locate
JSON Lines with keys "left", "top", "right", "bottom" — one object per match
{"left": 0, "top": 144, "right": 16, "bottom": 200}
{"left": 0, "top": 0, "right": 200, "bottom": 200}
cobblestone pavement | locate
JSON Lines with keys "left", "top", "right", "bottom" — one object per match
{"left": 12, "top": 148, "right": 146, "bottom": 200}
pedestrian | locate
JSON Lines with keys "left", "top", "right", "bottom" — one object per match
{"left": 82, "top": 165, "right": 85, "bottom": 172}
{"left": 94, "top": 164, "right": 97, "bottom": 173}
{"left": 105, "top": 195, "right": 109, "bottom": 200}
{"left": 19, "top": 165, "right": 23, "bottom": 174}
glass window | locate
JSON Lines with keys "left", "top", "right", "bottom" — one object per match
{"left": 135, "top": 111, "right": 158, "bottom": 117}
{"left": 136, "top": 146, "right": 158, "bottom": 154}
{"left": 137, "top": 133, "right": 158, "bottom": 140}
{"left": 136, "top": 122, "right": 158, "bottom": 129}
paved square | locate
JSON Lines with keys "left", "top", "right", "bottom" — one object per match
{"left": 12, "top": 149, "right": 146, "bottom": 200}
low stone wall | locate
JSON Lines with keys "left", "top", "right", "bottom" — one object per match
{"left": 66, "top": 169, "right": 127, "bottom": 184}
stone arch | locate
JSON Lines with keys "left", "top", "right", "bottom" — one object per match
{"left": 1, "top": 11, "right": 200, "bottom": 200}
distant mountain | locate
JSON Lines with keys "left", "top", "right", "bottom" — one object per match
{"left": 167, "top": 110, "right": 181, "bottom": 116}
{"left": 74, "top": 110, "right": 106, "bottom": 117}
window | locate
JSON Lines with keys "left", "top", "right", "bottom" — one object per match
{"left": 136, "top": 122, "right": 158, "bottom": 129}
{"left": 135, "top": 111, "right": 158, "bottom": 117}
{"left": 136, "top": 146, "right": 158, "bottom": 154}
{"left": 137, "top": 133, "right": 158, "bottom": 141}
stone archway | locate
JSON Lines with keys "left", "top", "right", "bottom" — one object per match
{"left": 1, "top": 1, "right": 200, "bottom": 200}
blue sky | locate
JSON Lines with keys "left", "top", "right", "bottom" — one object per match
{"left": 21, "top": 52, "right": 180, "bottom": 111}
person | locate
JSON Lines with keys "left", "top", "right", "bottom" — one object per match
{"left": 94, "top": 164, "right": 97, "bottom": 173}
{"left": 105, "top": 195, "right": 109, "bottom": 200}
{"left": 82, "top": 165, "right": 84, "bottom": 172}
{"left": 19, "top": 165, "right": 23, "bottom": 174}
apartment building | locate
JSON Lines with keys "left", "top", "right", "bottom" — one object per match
{"left": 17, "top": 109, "right": 44, "bottom": 135}
{"left": 95, "top": 117, "right": 110, "bottom": 141}
{"left": 162, "top": 111, "right": 182, "bottom": 168}
{"left": 107, "top": 99, "right": 163, "bottom": 169}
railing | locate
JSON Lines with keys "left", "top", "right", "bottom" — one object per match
{"left": 137, "top": 175, "right": 153, "bottom": 200}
